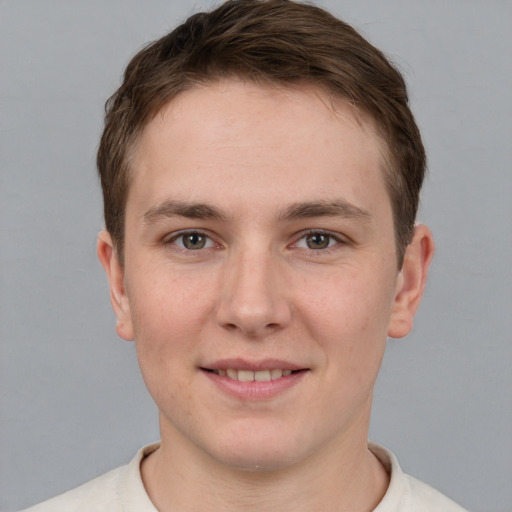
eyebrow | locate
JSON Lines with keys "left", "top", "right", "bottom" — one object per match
{"left": 143, "top": 200, "right": 227, "bottom": 223}
{"left": 279, "top": 200, "right": 371, "bottom": 222}
{"left": 143, "top": 198, "right": 371, "bottom": 225}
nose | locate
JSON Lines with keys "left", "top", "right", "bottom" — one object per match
{"left": 215, "top": 247, "right": 292, "bottom": 338}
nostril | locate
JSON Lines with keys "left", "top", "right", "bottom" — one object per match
{"left": 220, "top": 320, "right": 282, "bottom": 338}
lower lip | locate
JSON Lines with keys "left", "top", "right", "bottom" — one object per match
{"left": 202, "top": 370, "right": 308, "bottom": 400}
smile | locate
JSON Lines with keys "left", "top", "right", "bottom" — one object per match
{"left": 211, "top": 369, "right": 294, "bottom": 381}
{"left": 201, "top": 363, "right": 308, "bottom": 400}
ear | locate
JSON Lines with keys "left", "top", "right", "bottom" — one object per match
{"left": 97, "top": 231, "right": 134, "bottom": 341}
{"left": 388, "top": 224, "right": 435, "bottom": 339}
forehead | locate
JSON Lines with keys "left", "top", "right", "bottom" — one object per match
{"left": 128, "top": 80, "right": 389, "bottom": 220}
{"left": 140, "top": 80, "right": 382, "bottom": 154}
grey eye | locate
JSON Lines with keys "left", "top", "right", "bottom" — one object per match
{"left": 181, "top": 232, "right": 207, "bottom": 250}
{"left": 305, "top": 233, "right": 331, "bottom": 249}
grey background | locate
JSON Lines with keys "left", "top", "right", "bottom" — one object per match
{"left": 1, "top": 1, "right": 511, "bottom": 511}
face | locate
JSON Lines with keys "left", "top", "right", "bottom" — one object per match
{"left": 99, "top": 80, "right": 432, "bottom": 472}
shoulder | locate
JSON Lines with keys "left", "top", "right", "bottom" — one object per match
{"left": 370, "top": 443, "right": 468, "bottom": 512}
{"left": 21, "top": 443, "right": 160, "bottom": 512}
{"left": 21, "top": 466, "right": 124, "bottom": 512}
{"left": 404, "top": 474, "right": 469, "bottom": 511}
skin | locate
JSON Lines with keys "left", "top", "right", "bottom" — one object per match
{"left": 98, "top": 80, "right": 434, "bottom": 511}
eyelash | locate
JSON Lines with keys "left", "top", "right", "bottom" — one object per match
{"left": 164, "top": 230, "right": 218, "bottom": 252}
{"left": 162, "top": 229, "right": 348, "bottom": 254}
{"left": 292, "top": 230, "right": 347, "bottom": 253}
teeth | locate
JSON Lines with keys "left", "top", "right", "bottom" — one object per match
{"left": 237, "top": 370, "right": 254, "bottom": 382}
{"left": 255, "top": 370, "right": 271, "bottom": 382}
{"left": 270, "top": 369, "right": 283, "bottom": 379}
{"left": 214, "top": 369, "right": 295, "bottom": 381}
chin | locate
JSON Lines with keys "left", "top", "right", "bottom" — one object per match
{"left": 206, "top": 424, "right": 307, "bottom": 472}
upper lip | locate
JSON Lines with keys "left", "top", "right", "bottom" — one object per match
{"left": 202, "top": 358, "right": 307, "bottom": 371}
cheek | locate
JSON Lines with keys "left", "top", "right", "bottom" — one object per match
{"left": 127, "top": 279, "right": 205, "bottom": 417}
{"left": 126, "top": 268, "right": 215, "bottom": 370}
{"left": 301, "top": 268, "right": 395, "bottom": 342}
{"left": 298, "top": 267, "right": 395, "bottom": 394}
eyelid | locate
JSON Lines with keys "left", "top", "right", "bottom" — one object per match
{"left": 163, "top": 229, "right": 219, "bottom": 251}
{"left": 291, "top": 229, "right": 349, "bottom": 250}
{"left": 161, "top": 228, "right": 349, "bottom": 253}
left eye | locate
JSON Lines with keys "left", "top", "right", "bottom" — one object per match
{"left": 295, "top": 232, "right": 339, "bottom": 250}
{"left": 171, "top": 232, "right": 215, "bottom": 250}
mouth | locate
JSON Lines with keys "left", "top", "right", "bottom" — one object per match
{"left": 200, "top": 361, "right": 309, "bottom": 399}
{"left": 200, "top": 358, "right": 309, "bottom": 399}
{"left": 203, "top": 368, "right": 301, "bottom": 381}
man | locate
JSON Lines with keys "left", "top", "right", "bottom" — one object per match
{"left": 24, "top": 0, "right": 466, "bottom": 510}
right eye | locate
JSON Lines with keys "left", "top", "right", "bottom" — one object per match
{"left": 168, "top": 231, "right": 215, "bottom": 251}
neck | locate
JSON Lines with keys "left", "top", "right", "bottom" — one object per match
{"left": 141, "top": 414, "right": 389, "bottom": 512}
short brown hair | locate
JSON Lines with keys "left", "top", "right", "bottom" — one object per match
{"left": 97, "top": 0, "right": 425, "bottom": 267}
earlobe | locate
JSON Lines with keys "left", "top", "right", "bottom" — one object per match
{"left": 388, "top": 224, "right": 435, "bottom": 339}
{"left": 97, "top": 231, "right": 134, "bottom": 341}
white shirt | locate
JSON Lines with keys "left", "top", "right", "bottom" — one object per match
{"left": 22, "top": 443, "right": 468, "bottom": 511}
